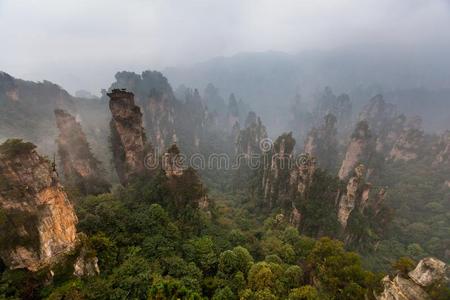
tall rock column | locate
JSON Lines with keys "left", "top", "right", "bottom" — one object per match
{"left": 338, "top": 121, "right": 374, "bottom": 180}
{"left": 261, "top": 132, "right": 296, "bottom": 209}
{"left": 304, "top": 113, "right": 338, "bottom": 171}
{"left": 0, "top": 139, "right": 78, "bottom": 271}
{"left": 54, "top": 109, "right": 110, "bottom": 194}
{"left": 108, "top": 89, "right": 152, "bottom": 185}
{"left": 288, "top": 154, "right": 316, "bottom": 227}
{"left": 337, "top": 164, "right": 371, "bottom": 229}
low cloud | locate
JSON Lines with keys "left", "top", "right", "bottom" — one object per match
{"left": 0, "top": 0, "right": 449, "bottom": 94}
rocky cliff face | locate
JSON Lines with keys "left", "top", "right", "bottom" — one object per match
{"left": 337, "top": 164, "right": 371, "bottom": 229}
{"left": 304, "top": 114, "right": 338, "bottom": 170}
{"left": 389, "top": 116, "right": 424, "bottom": 162}
{"left": 232, "top": 113, "right": 267, "bottom": 191}
{"left": 108, "top": 89, "right": 153, "bottom": 185}
{"left": 288, "top": 154, "right": 316, "bottom": 227}
{"left": 109, "top": 71, "right": 236, "bottom": 156}
{"left": 0, "top": 139, "right": 78, "bottom": 271}
{"left": 338, "top": 121, "right": 374, "bottom": 180}
{"left": 162, "top": 144, "right": 210, "bottom": 212}
{"left": 162, "top": 144, "right": 184, "bottom": 177}
{"left": 261, "top": 133, "right": 296, "bottom": 209}
{"left": 54, "top": 109, "right": 110, "bottom": 194}
{"left": 109, "top": 71, "right": 177, "bottom": 152}
{"left": 377, "top": 257, "right": 448, "bottom": 300}
{"left": 0, "top": 72, "right": 76, "bottom": 155}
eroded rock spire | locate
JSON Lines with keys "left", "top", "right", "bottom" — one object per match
{"left": 54, "top": 109, "right": 110, "bottom": 194}
{"left": 108, "top": 89, "right": 153, "bottom": 185}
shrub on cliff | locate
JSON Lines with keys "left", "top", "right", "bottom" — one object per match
{"left": 0, "top": 139, "right": 36, "bottom": 158}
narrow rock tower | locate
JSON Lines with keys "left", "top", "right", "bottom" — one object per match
{"left": 108, "top": 89, "right": 153, "bottom": 185}
{"left": 54, "top": 109, "right": 110, "bottom": 194}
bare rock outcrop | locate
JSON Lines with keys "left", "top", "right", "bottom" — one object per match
{"left": 288, "top": 154, "right": 316, "bottom": 227}
{"left": 304, "top": 114, "right": 338, "bottom": 170}
{"left": 261, "top": 133, "right": 296, "bottom": 208}
{"left": 232, "top": 113, "right": 267, "bottom": 191}
{"left": 338, "top": 121, "right": 374, "bottom": 180}
{"left": 0, "top": 72, "right": 76, "bottom": 155}
{"left": 73, "top": 244, "right": 100, "bottom": 277}
{"left": 162, "top": 144, "right": 210, "bottom": 211}
{"left": 337, "top": 164, "right": 371, "bottom": 229}
{"left": 260, "top": 133, "right": 318, "bottom": 223}
{"left": 54, "top": 109, "right": 110, "bottom": 194}
{"left": 0, "top": 139, "right": 78, "bottom": 271}
{"left": 289, "top": 153, "right": 316, "bottom": 201}
{"left": 110, "top": 71, "right": 176, "bottom": 152}
{"left": 377, "top": 257, "right": 448, "bottom": 300}
{"left": 162, "top": 144, "right": 184, "bottom": 177}
{"left": 408, "top": 257, "right": 448, "bottom": 287}
{"left": 377, "top": 275, "right": 430, "bottom": 300}
{"left": 108, "top": 89, "right": 153, "bottom": 185}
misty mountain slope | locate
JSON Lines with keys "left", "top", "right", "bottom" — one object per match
{"left": 0, "top": 71, "right": 75, "bottom": 153}
{"left": 165, "top": 48, "right": 450, "bottom": 133}
{"left": 0, "top": 72, "right": 113, "bottom": 176}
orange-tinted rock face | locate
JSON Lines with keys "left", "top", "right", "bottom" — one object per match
{"left": 0, "top": 140, "right": 78, "bottom": 271}
{"left": 54, "top": 109, "right": 110, "bottom": 194}
{"left": 108, "top": 89, "right": 152, "bottom": 185}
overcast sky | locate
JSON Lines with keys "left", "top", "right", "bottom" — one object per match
{"left": 1, "top": 0, "right": 449, "bottom": 94}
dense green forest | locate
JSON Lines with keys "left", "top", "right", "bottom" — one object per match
{"left": 1, "top": 161, "right": 449, "bottom": 299}
{"left": 0, "top": 174, "right": 382, "bottom": 299}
